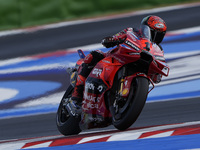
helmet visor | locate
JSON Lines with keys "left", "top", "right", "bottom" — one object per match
{"left": 151, "top": 29, "right": 166, "bottom": 44}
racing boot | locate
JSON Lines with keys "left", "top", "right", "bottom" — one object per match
{"left": 66, "top": 75, "right": 86, "bottom": 117}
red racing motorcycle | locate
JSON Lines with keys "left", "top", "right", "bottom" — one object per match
{"left": 56, "top": 25, "right": 169, "bottom": 135}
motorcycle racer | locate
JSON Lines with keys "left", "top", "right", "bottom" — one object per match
{"left": 102, "top": 15, "right": 167, "bottom": 49}
{"left": 66, "top": 15, "right": 167, "bottom": 116}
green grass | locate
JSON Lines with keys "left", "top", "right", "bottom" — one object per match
{"left": 0, "top": 0, "right": 199, "bottom": 31}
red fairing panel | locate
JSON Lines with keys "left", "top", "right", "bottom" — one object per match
{"left": 82, "top": 57, "right": 122, "bottom": 115}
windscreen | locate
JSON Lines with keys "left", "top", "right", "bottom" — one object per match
{"left": 141, "top": 25, "right": 151, "bottom": 40}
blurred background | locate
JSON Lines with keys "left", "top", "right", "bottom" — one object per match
{"left": 0, "top": 0, "right": 200, "bottom": 142}
{"left": 0, "top": 0, "right": 199, "bottom": 31}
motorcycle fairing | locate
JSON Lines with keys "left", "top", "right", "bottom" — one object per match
{"left": 80, "top": 56, "right": 124, "bottom": 129}
{"left": 148, "top": 59, "right": 169, "bottom": 77}
{"left": 80, "top": 76, "right": 111, "bottom": 129}
{"left": 79, "top": 26, "right": 169, "bottom": 130}
{"left": 80, "top": 50, "right": 152, "bottom": 129}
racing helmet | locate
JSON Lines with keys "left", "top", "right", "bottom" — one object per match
{"left": 141, "top": 15, "right": 167, "bottom": 44}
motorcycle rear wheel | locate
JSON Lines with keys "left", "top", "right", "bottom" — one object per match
{"left": 112, "top": 77, "right": 149, "bottom": 130}
{"left": 56, "top": 85, "right": 81, "bottom": 135}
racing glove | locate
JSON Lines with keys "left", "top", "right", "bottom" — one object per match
{"left": 102, "top": 36, "right": 125, "bottom": 48}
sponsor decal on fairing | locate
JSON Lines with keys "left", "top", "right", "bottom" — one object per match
{"left": 125, "top": 40, "right": 140, "bottom": 51}
{"left": 92, "top": 68, "right": 102, "bottom": 77}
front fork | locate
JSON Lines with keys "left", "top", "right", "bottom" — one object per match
{"left": 113, "top": 71, "right": 154, "bottom": 115}
{"left": 118, "top": 66, "right": 126, "bottom": 96}
{"left": 114, "top": 67, "right": 127, "bottom": 114}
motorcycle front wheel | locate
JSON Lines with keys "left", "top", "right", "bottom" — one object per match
{"left": 56, "top": 85, "right": 81, "bottom": 135}
{"left": 111, "top": 77, "right": 149, "bottom": 130}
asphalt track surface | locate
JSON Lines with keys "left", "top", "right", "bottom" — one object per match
{"left": 0, "top": 97, "right": 200, "bottom": 140}
{"left": 0, "top": 4, "right": 200, "bottom": 141}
